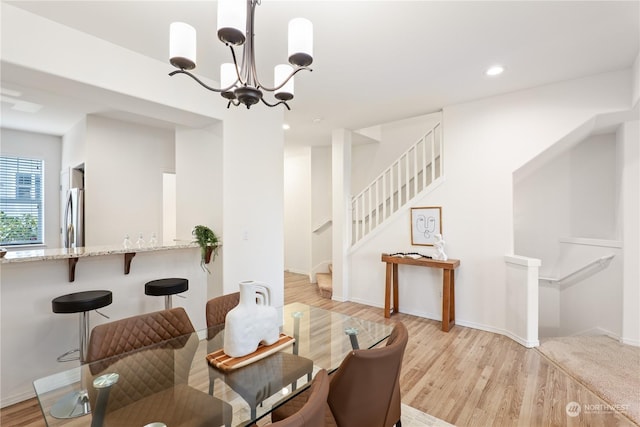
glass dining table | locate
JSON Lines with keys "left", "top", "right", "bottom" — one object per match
{"left": 33, "top": 302, "right": 393, "bottom": 427}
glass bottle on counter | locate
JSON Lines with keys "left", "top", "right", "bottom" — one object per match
{"left": 136, "top": 233, "right": 145, "bottom": 248}
{"left": 123, "top": 234, "right": 132, "bottom": 249}
{"left": 148, "top": 232, "right": 158, "bottom": 248}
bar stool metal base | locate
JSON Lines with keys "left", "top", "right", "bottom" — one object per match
{"left": 50, "top": 389, "right": 91, "bottom": 419}
{"left": 50, "top": 290, "right": 112, "bottom": 420}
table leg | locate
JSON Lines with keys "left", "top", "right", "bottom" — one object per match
{"left": 384, "top": 262, "right": 392, "bottom": 318}
{"left": 450, "top": 270, "right": 455, "bottom": 325}
{"left": 392, "top": 264, "right": 399, "bottom": 315}
{"left": 442, "top": 269, "right": 455, "bottom": 332}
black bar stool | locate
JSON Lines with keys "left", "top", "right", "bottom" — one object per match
{"left": 52, "top": 290, "right": 112, "bottom": 363}
{"left": 144, "top": 278, "right": 188, "bottom": 309}
{"left": 50, "top": 290, "right": 112, "bottom": 419}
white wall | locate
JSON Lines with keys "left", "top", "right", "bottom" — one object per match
{"left": 175, "top": 124, "right": 224, "bottom": 298}
{"left": 619, "top": 120, "right": 640, "bottom": 345}
{"left": 513, "top": 152, "right": 571, "bottom": 270}
{"left": 332, "top": 130, "right": 352, "bottom": 301}
{"left": 0, "top": 128, "right": 61, "bottom": 248}
{"left": 84, "top": 115, "right": 174, "bottom": 246}
{"left": 281, "top": 144, "right": 332, "bottom": 284}
{"left": 222, "top": 107, "right": 285, "bottom": 311}
{"left": 284, "top": 146, "right": 312, "bottom": 275}
{"left": 311, "top": 146, "right": 332, "bottom": 279}
{"left": 61, "top": 118, "right": 86, "bottom": 170}
{"left": 570, "top": 134, "right": 618, "bottom": 238}
{"left": 351, "top": 112, "right": 442, "bottom": 195}
{"left": 349, "top": 70, "right": 632, "bottom": 335}
{"left": 514, "top": 133, "right": 618, "bottom": 269}
{"left": 632, "top": 52, "right": 640, "bottom": 106}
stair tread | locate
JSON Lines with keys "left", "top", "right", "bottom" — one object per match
{"left": 316, "top": 272, "right": 332, "bottom": 299}
{"left": 317, "top": 274, "right": 332, "bottom": 287}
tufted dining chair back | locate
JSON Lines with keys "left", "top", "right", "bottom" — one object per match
{"left": 83, "top": 307, "right": 232, "bottom": 427}
{"left": 206, "top": 292, "right": 240, "bottom": 341}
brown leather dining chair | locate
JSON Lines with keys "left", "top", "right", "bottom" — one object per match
{"left": 83, "top": 307, "right": 233, "bottom": 427}
{"left": 206, "top": 293, "right": 314, "bottom": 419}
{"left": 270, "top": 369, "right": 329, "bottom": 427}
{"left": 271, "top": 321, "right": 409, "bottom": 427}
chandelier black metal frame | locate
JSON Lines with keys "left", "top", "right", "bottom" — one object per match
{"left": 169, "top": 0, "right": 313, "bottom": 110}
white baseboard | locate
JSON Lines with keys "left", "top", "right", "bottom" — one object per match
{"left": 285, "top": 268, "right": 310, "bottom": 276}
{"left": 502, "top": 330, "right": 540, "bottom": 348}
{"left": 349, "top": 296, "right": 384, "bottom": 309}
{"left": 347, "top": 297, "right": 528, "bottom": 344}
{"left": 1, "top": 390, "right": 37, "bottom": 409}
{"left": 2, "top": 366, "right": 83, "bottom": 407}
{"left": 620, "top": 337, "right": 640, "bottom": 347}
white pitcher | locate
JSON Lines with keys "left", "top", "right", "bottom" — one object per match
{"left": 223, "top": 281, "right": 279, "bottom": 357}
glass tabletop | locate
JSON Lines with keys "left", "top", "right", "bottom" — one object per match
{"left": 33, "top": 302, "right": 393, "bottom": 427}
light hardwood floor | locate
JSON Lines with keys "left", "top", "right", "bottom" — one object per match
{"left": 2, "top": 272, "right": 636, "bottom": 427}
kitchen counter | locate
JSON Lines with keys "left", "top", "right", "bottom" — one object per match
{"left": 1, "top": 241, "right": 198, "bottom": 263}
{"left": 1, "top": 242, "right": 200, "bottom": 282}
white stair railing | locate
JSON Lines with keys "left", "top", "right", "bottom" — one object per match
{"left": 539, "top": 254, "right": 615, "bottom": 286}
{"left": 351, "top": 122, "right": 442, "bottom": 245}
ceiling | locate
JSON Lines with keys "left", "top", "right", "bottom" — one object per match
{"left": 1, "top": 1, "right": 639, "bottom": 146}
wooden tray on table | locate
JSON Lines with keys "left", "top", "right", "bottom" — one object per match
{"left": 206, "top": 333, "right": 295, "bottom": 371}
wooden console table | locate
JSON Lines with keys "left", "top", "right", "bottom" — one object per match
{"left": 381, "top": 253, "right": 461, "bottom": 332}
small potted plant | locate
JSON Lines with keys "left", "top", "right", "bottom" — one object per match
{"left": 192, "top": 225, "right": 220, "bottom": 272}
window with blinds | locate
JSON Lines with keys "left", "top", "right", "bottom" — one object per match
{"left": 0, "top": 155, "right": 44, "bottom": 245}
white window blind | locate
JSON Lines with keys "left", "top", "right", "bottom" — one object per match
{"left": 0, "top": 155, "right": 44, "bottom": 245}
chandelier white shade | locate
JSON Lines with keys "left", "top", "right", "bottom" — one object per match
{"left": 220, "top": 63, "right": 237, "bottom": 98}
{"left": 274, "top": 64, "right": 294, "bottom": 100}
{"left": 168, "top": 0, "right": 313, "bottom": 110}
{"left": 288, "top": 18, "right": 313, "bottom": 67}
{"left": 169, "top": 22, "right": 197, "bottom": 70}
{"left": 217, "top": 0, "right": 247, "bottom": 46}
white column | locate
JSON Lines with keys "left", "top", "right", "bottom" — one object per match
{"left": 504, "top": 255, "right": 542, "bottom": 348}
{"left": 175, "top": 124, "right": 224, "bottom": 299}
{"left": 222, "top": 107, "right": 285, "bottom": 312}
{"left": 331, "top": 129, "right": 352, "bottom": 301}
{"left": 619, "top": 120, "right": 640, "bottom": 346}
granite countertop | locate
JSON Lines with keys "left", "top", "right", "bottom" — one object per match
{"left": 1, "top": 241, "right": 199, "bottom": 263}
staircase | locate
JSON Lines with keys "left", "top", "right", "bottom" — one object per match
{"left": 314, "top": 121, "right": 442, "bottom": 299}
{"left": 351, "top": 121, "right": 443, "bottom": 246}
{"left": 317, "top": 264, "right": 332, "bottom": 299}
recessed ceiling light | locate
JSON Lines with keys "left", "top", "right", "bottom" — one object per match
{"left": 1, "top": 95, "right": 43, "bottom": 113}
{"left": 282, "top": 124, "right": 290, "bottom": 130}
{"left": 1, "top": 87, "right": 22, "bottom": 97}
{"left": 486, "top": 65, "right": 505, "bottom": 76}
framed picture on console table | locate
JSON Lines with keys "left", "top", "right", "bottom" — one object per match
{"left": 410, "top": 206, "right": 442, "bottom": 246}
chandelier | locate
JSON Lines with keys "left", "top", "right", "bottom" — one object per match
{"left": 168, "top": 0, "right": 313, "bottom": 110}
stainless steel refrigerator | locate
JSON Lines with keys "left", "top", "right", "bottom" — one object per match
{"left": 63, "top": 188, "right": 84, "bottom": 248}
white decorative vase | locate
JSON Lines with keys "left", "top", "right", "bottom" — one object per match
{"left": 223, "top": 281, "right": 280, "bottom": 358}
